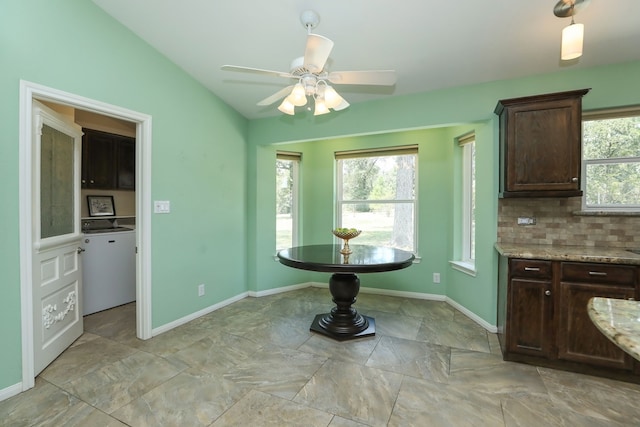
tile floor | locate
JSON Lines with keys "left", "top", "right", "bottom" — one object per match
{"left": 3, "top": 287, "right": 640, "bottom": 426}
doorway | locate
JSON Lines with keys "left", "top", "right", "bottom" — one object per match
{"left": 19, "top": 81, "right": 153, "bottom": 391}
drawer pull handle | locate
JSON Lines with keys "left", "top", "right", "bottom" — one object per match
{"left": 524, "top": 267, "right": 540, "bottom": 271}
{"left": 588, "top": 271, "right": 607, "bottom": 276}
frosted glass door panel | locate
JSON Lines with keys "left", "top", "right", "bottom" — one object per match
{"left": 41, "top": 124, "right": 75, "bottom": 238}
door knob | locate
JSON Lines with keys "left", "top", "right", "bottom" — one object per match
{"left": 77, "top": 247, "right": 85, "bottom": 254}
{"left": 545, "top": 290, "right": 551, "bottom": 296}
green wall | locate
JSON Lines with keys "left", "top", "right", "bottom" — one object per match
{"left": 0, "top": 1, "right": 247, "bottom": 391}
{"left": 2, "top": 0, "right": 640, "bottom": 397}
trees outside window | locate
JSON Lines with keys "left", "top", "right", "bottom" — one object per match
{"left": 336, "top": 147, "right": 417, "bottom": 252}
{"left": 276, "top": 152, "right": 300, "bottom": 251}
{"left": 582, "top": 110, "right": 640, "bottom": 211}
{"left": 461, "top": 135, "right": 476, "bottom": 264}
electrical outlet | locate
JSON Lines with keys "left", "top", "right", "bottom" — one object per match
{"left": 517, "top": 217, "right": 536, "bottom": 225}
{"left": 433, "top": 273, "right": 441, "bottom": 284}
{"left": 198, "top": 284, "right": 205, "bottom": 297}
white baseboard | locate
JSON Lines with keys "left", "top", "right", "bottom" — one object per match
{"left": 248, "top": 282, "right": 313, "bottom": 297}
{"left": 151, "top": 282, "right": 496, "bottom": 338}
{"left": 0, "top": 382, "right": 23, "bottom": 402}
{"left": 446, "top": 297, "right": 498, "bottom": 333}
{"left": 312, "top": 282, "right": 495, "bottom": 332}
{"left": 151, "top": 291, "right": 249, "bottom": 336}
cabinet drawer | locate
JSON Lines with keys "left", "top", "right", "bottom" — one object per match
{"left": 509, "top": 259, "right": 552, "bottom": 279}
{"left": 561, "top": 262, "right": 636, "bottom": 286}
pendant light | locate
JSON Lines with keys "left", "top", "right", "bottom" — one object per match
{"left": 554, "top": 0, "right": 589, "bottom": 61}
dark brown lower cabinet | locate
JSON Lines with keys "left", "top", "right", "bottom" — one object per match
{"left": 558, "top": 281, "right": 633, "bottom": 369}
{"left": 498, "top": 256, "right": 639, "bottom": 382}
{"left": 507, "top": 278, "right": 554, "bottom": 358}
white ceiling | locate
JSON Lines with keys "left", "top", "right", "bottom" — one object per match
{"left": 93, "top": 0, "right": 640, "bottom": 120}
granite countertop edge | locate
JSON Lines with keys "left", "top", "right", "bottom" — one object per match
{"left": 588, "top": 297, "right": 640, "bottom": 362}
{"left": 495, "top": 243, "right": 640, "bottom": 266}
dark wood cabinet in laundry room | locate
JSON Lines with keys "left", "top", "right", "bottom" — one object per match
{"left": 82, "top": 128, "right": 135, "bottom": 190}
{"left": 494, "top": 89, "right": 590, "bottom": 198}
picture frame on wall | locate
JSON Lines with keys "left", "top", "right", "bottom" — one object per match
{"left": 87, "top": 195, "right": 116, "bottom": 217}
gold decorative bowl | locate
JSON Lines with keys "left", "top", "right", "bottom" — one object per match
{"left": 332, "top": 228, "right": 362, "bottom": 240}
{"left": 332, "top": 228, "right": 361, "bottom": 254}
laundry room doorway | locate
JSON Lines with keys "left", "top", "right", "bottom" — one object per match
{"left": 19, "top": 81, "right": 153, "bottom": 391}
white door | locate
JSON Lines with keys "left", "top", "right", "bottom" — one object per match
{"left": 32, "top": 101, "right": 84, "bottom": 375}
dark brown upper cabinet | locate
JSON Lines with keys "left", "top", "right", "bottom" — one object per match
{"left": 82, "top": 128, "right": 135, "bottom": 191}
{"left": 495, "top": 89, "right": 590, "bottom": 198}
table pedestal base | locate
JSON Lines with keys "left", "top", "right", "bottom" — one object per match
{"left": 309, "top": 272, "right": 376, "bottom": 341}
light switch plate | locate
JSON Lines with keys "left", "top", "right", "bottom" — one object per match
{"left": 154, "top": 200, "right": 170, "bottom": 213}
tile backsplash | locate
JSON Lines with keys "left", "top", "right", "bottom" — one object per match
{"left": 498, "top": 197, "right": 640, "bottom": 249}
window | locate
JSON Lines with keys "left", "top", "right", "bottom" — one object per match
{"left": 582, "top": 108, "right": 640, "bottom": 211}
{"left": 336, "top": 146, "right": 417, "bottom": 253}
{"left": 460, "top": 134, "right": 476, "bottom": 265}
{"left": 276, "top": 152, "right": 300, "bottom": 251}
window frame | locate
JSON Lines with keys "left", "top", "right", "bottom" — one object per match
{"left": 276, "top": 151, "right": 301, "bottom": 252}
{"left": 581, "top": 107, "right": 640, "bottom": 213}
{"left": 335, "top": 145, "right": 419, "bottom": 254}
{"left": 451, "top": 132, "right": 476, "bottom": 276}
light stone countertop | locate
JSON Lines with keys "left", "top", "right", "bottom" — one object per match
{"left": 588, "top": 297, "right": 640, "bottom": 362}
{"left": 495, "top": 243, "right": 640, "bottom": 265}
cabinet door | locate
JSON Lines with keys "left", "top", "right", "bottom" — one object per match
{"left": 558, "top": 282, "right": 634, "bottom": 370}
{"left": 117, "top": 139, "right": 135, "bottom": 190}
{"left": 506, "top": 98, "right": 581, "bottom": 193}
{"left": 506, "top": 278, "right": 554, "bottom": 358}
{"left": 82, "top": 130, "right": 116, "bottom": 189}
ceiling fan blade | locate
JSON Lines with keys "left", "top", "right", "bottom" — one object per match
{"left": 303, "top": 34, "right": 334, "bottom": 73}
{"left": 256, "top": 86, "right": 294, "bottom": 106}
{"left": 221, "top": 65, "right": 293, "bottom": 79}
{"left": 328, "top": 70, "right": 397, "bottom": 86}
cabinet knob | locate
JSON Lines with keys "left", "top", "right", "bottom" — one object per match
{"left": 90, "top": 180, "right": 95, "bottom": 184}
{"left": 545, "top": 290, "right": 551, "bottom": 296}
{"left": 571, "top": 177, "right": 578, "bottom": 182}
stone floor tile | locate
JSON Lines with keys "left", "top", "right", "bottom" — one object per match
{"left": 63, "top": 350, "right": 186, "bottom": 413}
{"left": 111, "top": 368, "right": 250, "bottom": 427}
{"left": 388, "top": 376, "right": 504, "bottom": 427}
{"left": 211, "top": 389, "right": 333, "bottom": 426}
{"left": 294, "top": 359, "right": 403, "bottom": 427}
{"left": 366, "top": 335, "right": 450, "bottom": 383}
{"left": 298, "top": 333, "right": 380, "bottom": 365}
{"left": 223, "top": 347, "right": 327, "bottom": 399}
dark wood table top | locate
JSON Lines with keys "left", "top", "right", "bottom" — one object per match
{"left": 277, "top": 244, "right": 415, "bottom": 274}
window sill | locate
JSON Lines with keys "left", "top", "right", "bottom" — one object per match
{"left": 573, "top": 210, "right": 640, "bottom": 217}
{"left": 449, "top": 260, "right": 476, "bottom": 277}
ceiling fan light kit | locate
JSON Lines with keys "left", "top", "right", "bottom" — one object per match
{"left": 221, "top": 10, "right": 396, "bottom": 116}
{"left": 554, "top": 0, "right": 589, "bottom": 61}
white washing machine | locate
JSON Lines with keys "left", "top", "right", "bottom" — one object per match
{"left": 81, "top": 229, "right": 136, "bottom": 315}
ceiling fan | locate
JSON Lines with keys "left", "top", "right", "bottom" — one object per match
{"left": 221, "top": 10, "right": 397, "bottom": 116}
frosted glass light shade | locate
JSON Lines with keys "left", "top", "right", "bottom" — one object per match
{"left": 323, "top": 86, "right": 343, "bottom": 109}
{"left": 561, "top": 22, "right": 584, "bottom": 60}
{"left": 278, "top": 98, "right": 295, "bottom": 115}
{"left": 289, "top": 83, "right": 307, "bottom": 106}
{"left": 314, "top": 98, "right": 330, "bottom": 115}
